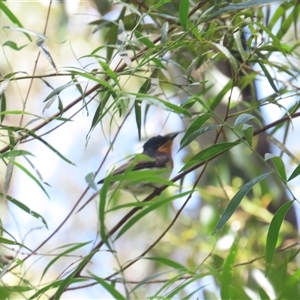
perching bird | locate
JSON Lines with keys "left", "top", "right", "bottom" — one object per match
{"left": 77, "top": 132, "right": 178, "bottom": 212}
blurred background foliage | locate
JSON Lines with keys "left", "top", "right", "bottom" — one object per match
{"left": 0, "top": 0, "right": 300, "bottom": 299}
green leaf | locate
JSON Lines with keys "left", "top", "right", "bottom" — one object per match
{"left": 99, "top": 173, "right": 112, "bottom": 249}
{"left": 134, "top": 100, "right": 142, "bottom": 140}
{"left": 53, "top": 255, "right": 93, "bottom": 300}
{"left": 71, "top": 70, "right": 113, "bottom": 90}
{"left": 221, "top": 238, "right": 238, "bottom": 300}
{"left": 265, "top": 153, "right": 287, "bottom": 182}
{"left": 41, "top": 242, "right": 91, "bottom": 280}
{"left": 2, "top": 26, "right": 45, "bottom": 40}
{"left": 179, "top": 0, "right": 189, "bottom": 30}
{"left": 279, "top": 268, "right": 300, "bottom": 299}
{"left": 287, "top": 164, "right": 300, "bottom": 182}
{"left": 258, "top": 286, "right": 271, "bottom": 300}
{"left": 0, "top": 2, "right": 32, "bottom": 41}
{"left": 115, "top": 191, "right": 190, "bottom": 240}
{"left": 7, "top": 158, "right": 50, "bottom": 199}
{"left": 43, "top": 81, "right": 81, "bottom": 102}
{"left": 234, "top": 113, "right": 255, "bottom": 127}
{"left": 0, "top": 92, "right": 6, "bottom": 123}
{"left": 134, "top": 93, "right": 191, "bottom": 117}
{"left": 151, "top": 0, "right": 171, "bottom": 10}
{"left": 146, "top": 256, "right": 189, "bottom": 271}
{"left": 0, "top": 149, "right": 34, "bottom": 159}
{"left": 180, "top": 113, "right": 212, "bottom": 148}
{"left": 180, "top": 124, "right": 220, "bottom": 151}
{"left": 29, "top": 279, "right": 86, "bottom": 300}
{"left": 26, "top": 130, "right": 75, "bottom": 165}
{"left": 0, "top": 237, "right": 32, "bottom": 252}
{"left": 209, "top": 42, "right": 239, "bottom": 74}
{"left": 89, "top": 273, "right": 126, "bottom": 300}
{"left": 4, "top": 194, "right": 48, "bottom": 229}
{"left": 98, "top": 60, "right": 119, "bottom": 87}
{"left": 209, "top": 80, "right": 233, "bottom": 111}
{"left": 265, "top": 201, "right": 294, "bottom": 277}
{"left": 181, "top": 142, "right": 239, "bottom": 171}
{"left": 233, "top": 30, "right": 248, "bottom": 62}
{"left": 258, "top": 61, "right": 279, "bottom": 93}
{"left": 135, "top": 30, "right": 155, "bottom": 48}
{"left": 212, "top": 172, "right": 271, "bottom": 235}
{"left": 243, "top": 124, "right": 254, "bottom": 147}
{"left": 207, "top": 0, "right": 282, "bottom": 20}
{"left": 161, "top": 22, "right": 169, "bottom": 45}
{"left": 3, "top": 40, "right": 27, "bottom": 51}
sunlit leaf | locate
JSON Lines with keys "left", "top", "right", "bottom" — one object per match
{"left": 234, "top": 113, "right": 255, "bottom": 127}
{"left": 0, "top": 2, "right": 32, "bottom": 41}
{"left": 2, "top": 25, "right": 45, "bottom": 40}
{"left": 212, "top": 172, "right": 271, "bottom": 235}
{"left": 221, "top": 238, "right": 238, "bottom": 299}
{"left": 258, "top": 286, "right": 271, "bottom": 300}
{"left": 209, "top": 42, "right": 239, "bottom": 74}
{"left": 181, "top": 142, "right": 239, "bottom": 171}
{"left": 265, "top": 201, "right": 294, "bottom": 277}
{"left": 4, "top": 194, "right": 48, "bottom": 229}
{"left": 161, "top": 22, "right": 169, "bottom": 45}
{"left": 135, "top": 30, "right": 155, "bottom": 48}
{"left": 3, "top": 40, "right": 27, "bottom": 51}
{"left": 89, "top": 273, "right": 126, "bottom": 300}
{"left": 115, "top": 191, "right": 191, "bottom": 240}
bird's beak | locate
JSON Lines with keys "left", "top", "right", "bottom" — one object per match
{"left": 167, "top": 132, "right": 179, "bottom": 140}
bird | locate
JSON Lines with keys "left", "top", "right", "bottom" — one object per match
{"left": 77, "top": 132, "right": 178, "bottom": 212}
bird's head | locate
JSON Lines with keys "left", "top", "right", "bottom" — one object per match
{"left": 143, "top": 132, "right": 178, "bottom": 154}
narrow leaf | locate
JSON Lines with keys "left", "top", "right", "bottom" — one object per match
{"left": 265, "top": 201, "right": 294, "bottom": 277}
{"left": 209, "top": 42, "right": 239, "bottom": 74}
{"left": 4, "top": 194, "right": 48, "bottom": 229}
{"left": 115, "top": 192, "right": 190, "bottom": 240}
{"left": 146, "top": 256, "right": 189, "bottom": 271}
{"left": 0, "top": 237, "right": 32, "bottom": 252}
{"left": 161, "top": 22, "right": 169, "bottom": 45}
{"left": 41, "top": 242, "right": 91, "bottom": 280}
{"left": 181, "top": 142, "right": 239, "bottom": 171}
{"left": 258, "top": 286, "right": 271, "bottom": 300}
{"left": 2, "top": 26, "right": 45, "bottom": 40}
{"left": 258, "top": 62, "right": 279, "bottom": 93}
{"left": 89, "top": 273, "right": 126, "bottom": 300}
{"left": 7, "top": 158, "right": 50, "bottom": 199}
{"left": 233, "top": 30, "right": 248, "bottom": 61}
{"left": 221, "top": 238, "right": 238, "bottom": 300}
{"left": 44, "top": 81, "right": 81, "bottom": 102}
{"left": 179, "top": 0, "right": 189, "bottom": 30}
{"left": 287, "top": 164, "right": 300, "bottom": 182}
{"left": 0, "top": 2, "right": 32, "bottom": 41}
{"left": 180, "top": 124, "right": 219, "bottom": 151}
{"left": 135, "top": 31, "right": 155, "bottom": 48}
{"left": 212, "top": 172, "right": 271, "bottom": 235}
{"left": 234, "top": 113, "right": 255, "bottom": 127}
{"left": 134, "top": 100, "right": 142, "bottom": 140}
{"left": 3, "top": 40, "right": 27, "bottom": 51}
{"left": 243, "top": 124, "right": 254, "bottom": 147}
{"left": 265, "top": 154, "right": 287, "bottom": 182}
